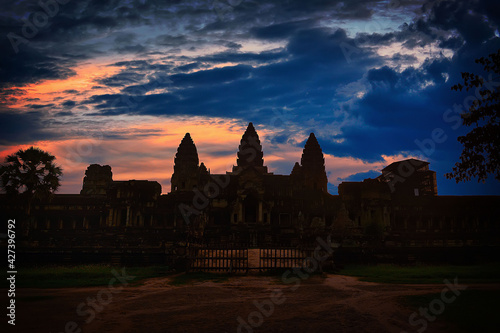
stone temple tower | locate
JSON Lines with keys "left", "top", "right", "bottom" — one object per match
{"left": 81, "top": 164, "right": 112, "bottom": 196}
{"left": 299, "top": 133, "right": 328, "bottom": 192}
{"left": 171, "top": 133, "right": 200, "bottom": 191}
{"left": 232, "top": 122, "right": 269, "bottom": 174}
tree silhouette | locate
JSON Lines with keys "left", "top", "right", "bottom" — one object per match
{"left": 446, "top": 49, "right": 500, "bottom": 183}
{"left": 0, "top": 147, "right": 63, "bottom": 210}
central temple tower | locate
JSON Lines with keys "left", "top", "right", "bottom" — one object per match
{"left": 291, "top": 133, "right": 328, "bottom": 192}
{"left": 171, "top": 133, "right": 200, "bottom": 191}
{"left": 232, "top": 122, "right": 269, "bottom": 174}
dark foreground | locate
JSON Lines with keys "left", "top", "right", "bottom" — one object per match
{"left": 6, "top": 274, "right": 500, "bottom": 333}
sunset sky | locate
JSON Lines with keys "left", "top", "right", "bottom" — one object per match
{"left": 1, "top": 0, "right": 499, "bottom": 195}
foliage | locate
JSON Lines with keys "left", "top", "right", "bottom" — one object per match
{"left": 446, "top": 49, "right": 500, "bottom": 182}
{"left": 0, "top": 146, "right": 62, "bottom": 200}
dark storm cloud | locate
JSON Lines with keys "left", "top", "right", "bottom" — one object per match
{"left": 62, "top": 100, "right": 76, "bottom": 108}
{"left": 114, "top": 44, "right": 147, "bottom": 54}
{"left": 1, "top": 0, "right": 160, "bottom": 88}
{"left": 225, "top": 41, "right": 241, "bottom": 49}
{"left": 2, "top": 0, "right": 500, "bottom": 195}
{"left": 352, "top": 22, "right": 435, "bottom": 50}
{"left": 175, "top": 62, "right": 202, "bottom": 72}
{"left": 16, "top": 0, "right": 149, "bottom": 44}
{"left": 267, "top": 132, "right": 293, "bottom": 145}
{"left": 155, "top": 35, "right": 190, "bottom": 47}
{"left": 99, "top": 128, "right": 164, "bottom": 140}
{"left": 405, "top": 0, "right": 498, "bottom": 47}
{"left": 97, "top": 71, "right": 146, "bottom": 87}
{"left": 349, "top": 0, "right": 498, "bottom": 54}
{"left": 196, "top": 49, "right": 287, "bottom": 64}
{"left": 318, "top": 56, "right": 458, "bottom": 162}
{"left": 426, "top": 0, "right": 498, "bottom": 45}
{"left": 108, "top": 60, "right": 171, "bottom": 72}
{"left": 390, "top": 53, "right": 419, "bottom": 64}
{"left": 54, "top": 111, "right": 73, "bottom": 117}
{"left": 0, "top": 37, "right": 76, "bottom": 89}
{"left": 170, "top": 64, "right": 252, "bottom": 86}
{"left": 438, "top": 36, "right": 464, "bottom": 50}
{"left": 84, "top": 27, "right": 380, "bottom": 121}
{"left": 200, "top": 0, "right": 360, "bottom": 33}
{"left": 27, "top": 103, "right": 55, "bottom": 109}
{"left": 0, "top": 0, "right": 404, "bottom": 88}
{"left": 366, "top": 66, "right": 399, "bottom": 87}
{"left": 284, "top": 28, "right": 377, "bottom": 67}
{"left": 353, "top": 32, "right": 396, "bottom": 46}
{"left": 317, "top": 34, "right": 500, "bottom": 195}
{"left": 250, "top": 20, "right": 313, "bottom": 40}
{"left": 0, "top": 110, "right": 58, "bottom": 144}
{"left": 260, "top": 0, "right": 375, "bottom": 20}
{"left": 0, "top": 88, "right": 25, "bottom": 106}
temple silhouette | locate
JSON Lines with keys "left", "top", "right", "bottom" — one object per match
{"left": 4, "top": 123, "right": 500, "bottom": 265}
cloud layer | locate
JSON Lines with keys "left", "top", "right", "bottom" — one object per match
{"left": 1, "top": 0, "right": 499, "bottom": 194}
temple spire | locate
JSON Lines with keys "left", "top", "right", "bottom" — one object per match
{"left": 174, "top": 133, "right": 199, "bottom": 169}
{"left": 300, "top": 133, "right": 328, "bottom": 192}
{"left": 233, "top": 122, "right": 268, "bottom": 173}
{"left": 301, "top": 133, "right": 323, "bottom": 169}
{"left": 291, "top": 162, "right": 302, "bottom": 176}
{"left": 171, "top": 133, "right": 200, "bottom": 191}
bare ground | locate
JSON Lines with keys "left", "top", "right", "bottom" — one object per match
{"left": 8, "top": 274, "right": 500, "bottom": 333}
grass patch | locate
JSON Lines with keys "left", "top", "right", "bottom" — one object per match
{"left": 337, "top": 263, "right": 500, "bottom": 284}
{"left": 169, "top": 272, "right": 229, "bottom": 286}
{"left": 13, "top": 264, "right": 174, "bottom": 288}
{"left": 402, "top": 290, "right": 500, "bottom": 332}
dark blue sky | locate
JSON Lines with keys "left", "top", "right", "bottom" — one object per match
{"left": 1, "top": 0, "right": 499, "bottom": 195}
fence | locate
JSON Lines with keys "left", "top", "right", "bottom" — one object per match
{"left": 187, "top": 246, "right": 249, "bottom": 273}
{"left": 186, "top": 244, "right": 326, "bottom": 273}
{"left": 259, "top": 247, "right": 313, "bottom": 272}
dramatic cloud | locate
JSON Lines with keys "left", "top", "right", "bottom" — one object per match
{"left": 0, "top": 110, "right": 58, "bottom": 145}
{"left": 1, "top": 0, "right": 499, "bottom": 194}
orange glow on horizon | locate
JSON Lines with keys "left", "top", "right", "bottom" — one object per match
{"left": 7, "top": 60, "right": 125, "bottom": 109}
{"left": 0, "top": 116, "right": 422, "bottom": 195}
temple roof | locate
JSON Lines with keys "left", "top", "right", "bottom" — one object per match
{"left": 174, "top": 133, "right": 199, "bottom": 169}
{"left": 300, "top": 133, "right": 325, "bottom": 171}
{"left": 236, "top": 122, "right": 265, "bottom": 170}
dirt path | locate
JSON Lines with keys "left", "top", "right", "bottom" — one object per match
{"left": 10, "top": 275, "right": 500, "bottom": 333}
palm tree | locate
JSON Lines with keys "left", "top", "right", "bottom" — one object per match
{"left": 0, "top": 147, "right": 63, "bottom": 213}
